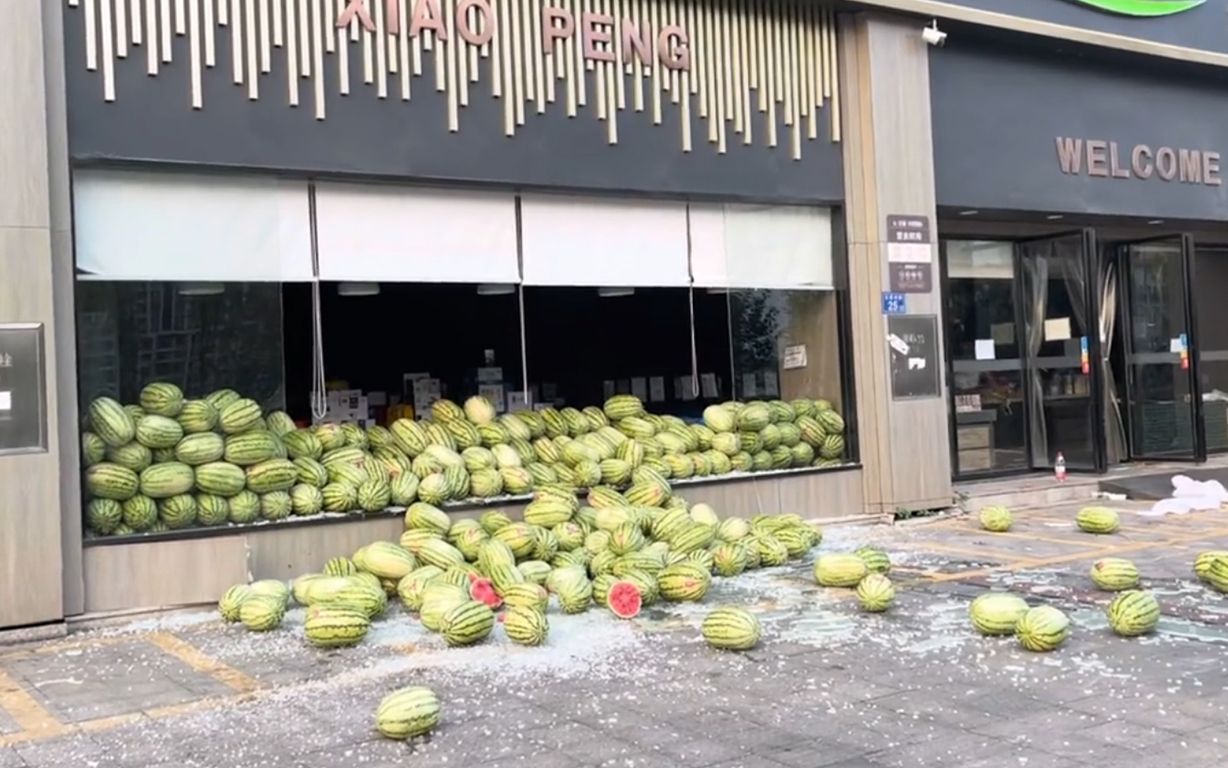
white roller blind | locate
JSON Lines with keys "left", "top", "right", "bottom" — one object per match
{"left": 73, "top": 169, "right": 314, "bottom": 281}
{"left": 520, "top": 195, "right": 690, "bottom": 287}
{"left": 690, "top": 203, "right": 833, "bottom": 290}
{"left": 314, "top": 183, "right": 519, "bottom": 283}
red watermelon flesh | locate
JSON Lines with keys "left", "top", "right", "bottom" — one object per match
{"left": 469, "top": 577, "right": 503, "bottom": 609}
{"left": 608, "top": 580, "right": 642, "bottom": 619}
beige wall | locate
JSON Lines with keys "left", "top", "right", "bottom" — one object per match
{"left": 0, "top": 0, "right": 72, "bottom": 628}
{"left": 839, "top": 13, "right": 953, "bottom": 514}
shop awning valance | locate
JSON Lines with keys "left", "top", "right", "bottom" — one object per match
{"left": 73, "top": 170, "right": 315, "bottom": 282}
{"left": 689, "top": 204, "right": 834, "bottom": 290}
{"left": 314, "top": 183, "right": 519, "bottom": 284}
{"left": 519, "top": 195, "right": 691, "bottom": 287}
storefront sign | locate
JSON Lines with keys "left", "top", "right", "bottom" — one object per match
{"left": 886, "top": 215, "right": 933, "bottom": 293}
{"left": 1056, "top": 137, "right": 1222, "bottom": 186}
{"left": 887, "top": 315, "right": 940, "bottom": 400}
{"left": 0, "top": 324, "right": 47, "bottom": 455}
{"left": 338, "top": 0, "right": 690, "bottom": 70}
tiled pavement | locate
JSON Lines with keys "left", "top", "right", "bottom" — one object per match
{"left": 2, "top": 499, "right": 1228, "bottom": 766}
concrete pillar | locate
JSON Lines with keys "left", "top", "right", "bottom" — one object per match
{"left": 839, "top": 13, "right": 953, "bottom": 515}
{"left": 0, "top": 0, "right": 76, "bottom": 631}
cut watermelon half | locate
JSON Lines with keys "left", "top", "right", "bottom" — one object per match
{"left": 608, "top": 580, "right": 642, "bottom": 619}
{"left": 469, "top": 577, "right": 503, "bottom": 609}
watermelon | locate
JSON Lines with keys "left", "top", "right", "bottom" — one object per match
{"left": 305, "top": 607, "right": 370, "bottom": 648}
{"left": 195, "top": 494, "right": 231, "bottom": 526}
{"left": 1015, "top": 605, "right": 1070, "bottom": 652}
{"left": 979, "top": 505, "right": 1013, "bottom": 532}
{"left": 607, "top": 580, "right": 642, "bottom": 619}
{"left": 1077, "top": 506, "right": 1120, "bottom": 534}
{"left": 139, "top": 463, "right": 195, "bottom": 499}
{"left": 204, "top": 388, "right": 241, "bottom": 412}
{"left": 195, "top": 461, "right": 246, "bottom": 496}
{"left": 89, "top": 397, "right": 136, "bottom": 447}
{"left": 438, "top": 601, "right": 495, "bottom": 646}
{"left": 121, "top": 495, "right": 158, "bottom": 530}
{"left": 1106, "top": 590, "right": 1160, "bottom": 637}
{"left": 138, "top": 382, "right": 184, "bottom": 417}
{"left": 228, "top": 490, "right": 261, "bottom": 524}
{"left": 135, "top": 415, "right": 183, "bottom": 449}
{"left": 375, "top": 686, "right": 440, "bottom": 740}
{"left": 501, "top": 605, "right": 548, "bottom": 646}
{"left": 856, "top": 574, "right": 896, "bottom": 612}
{"left": 657, "top": 563, "right": 710, "bottom": 602}
{"left": 815, "top": 554, "right": 867, "bottom": 587}
{"left": 219, "top": 398, "right": 263, "bottom": 434}
{"left": 701, "top": 606, "right": 761, "bottom": 650}
{"left": 224, "top": 431, "right": 282, "bottom": 466}
{"left": 81, "top": 431, "right": 107, "bottom": 467}
{"left": 175, "top": 433, "right": 225, "bottom": 466}
{"left": 105, "top": 442, "right": 153, "bottom": 472}
{"left": 86, "top": 498, "right": 123, "bottom": 534}
{"left": 85, "top": 463, "right": 139, "bottom": 500}
{"left": 218, "top": 584, "right": 252, "bottom": 622}
{"left": 969, "top": 593, "right": 1029, "bottom": 636}
{"left": 176, "top": 400, "right": 219, "bottom": 434}
{"left": 239, "top": 595, "right": 284, "bottom": 631}
{"left": 1090, "top": 558, "right": 1140, "bottom": 591}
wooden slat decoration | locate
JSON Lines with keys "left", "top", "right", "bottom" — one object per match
{"left": 66, "top": 0, "right": 839, "bottom": 154}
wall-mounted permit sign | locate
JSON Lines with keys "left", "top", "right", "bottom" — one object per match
{"left": 1056, "top": 137, "right": 1222, "bottom": 186}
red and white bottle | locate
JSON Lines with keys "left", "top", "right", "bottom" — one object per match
{"left": 1054, "top": 452, "right": 1067, "bottom": 483}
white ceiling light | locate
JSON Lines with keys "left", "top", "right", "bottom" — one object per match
{"left": 1148, "top": 219, "right": 1165, "bottom": 225}
{"left": 177, "top": 282, "right": 225, "bottom": 296}
{"left": 476, "top": 283, "right": 516, "bottom": 296}
{"left": 706, "top": 287, "right": 729, "bottom": 295}
{"left": 337, "top": 281, "right": 381, "bottom": 297}
{"left": 1045, "top": 214, "right": 1064, "bottom": 221}
{"left": 597, "top": 287, "right": 635, "bottom": 298}
{"left": 958, "top": 210, "right": 979, "bottom": 216}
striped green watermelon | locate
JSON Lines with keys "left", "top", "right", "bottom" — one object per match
{"left": 158, "top": 494, "right": 198, "bottom": 529}
{"left": 658, "top": 563, "right": 710, "bottom": 602}
{"left": 305, "top": 605, "right": 370, "bottom": 648}
{"left": 175, "top": 433, "right": 225, "bottom": 466}
{"left": 121, "top": 494, "right": 158, "bottom": 530}
{"left": 290, "top": 484, "right": 324, "bottom": 515}
{"left": 89, "top": 397, "right": 136, "bottom": 448}
{"left": 81, "top": 432, "right": 106, "bottom": 467}
{"left": 246, "top": 459, "right": 297, "bottom": 493}
{"left": 86, "top": 498, "right": 123, "bottom": 534}
{"left": 85, "top": 463, "right": 139, "bottom": 500}
{"left": 502, "top": 605, "right": 549, "bottom": 645}
{"left": 176, "top": 399, "right": 219, "bottom": 434}
{"left": 375, "top": 686, "right": 440, "bottom": 740}
{"left": 228, "top": 490, "right": 261, "bottom": 524}
{"left": 139, "top": 462, "right": 194, "bottom": 499}
{"left": 135, "top": 415, "right": 183, "bottom": 449}
{"left": 1015, "top": 605, "right": 1070, "bottom": 652}
{"left": 219, "top": 399, "right": 263, "bottom": 434}
{"left": 224, "top": 431, "right": 282, "bottom": 466}
{"left": 204, "top": 388, "right": 241, "bottom": 412}
{"left": 293, "top": 457, "right": 329, "bottom": 488}
{"left": 139, "top": 382, "right": 184, "bottom": 417}
{"left": 195, "top": 461, "right": 246, "bottom": 496}
{"left": 106, "top": 442, "right": 153, "bottom": 472}
{"left": 196, "top": 494, "right": 231, "bottom": 526}
{"left": 702, "top": 606, "right": 761, "bottom": 650}
{"left": 1107, "top": 590, "right": 1160, "bottom": 637}
{"left": 239, "top": 594, "right": 284, "bottom": 631}
{"left": 261, "top": 491, "right": 292, "bottom": 520}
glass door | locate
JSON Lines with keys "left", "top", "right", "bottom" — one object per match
{"left": 1119, "top": 236, "right": 1204, "bottom": 461}
{"left": 942, "top": 241, "right": 1029, "bottom": 478}
{"left": 1017, "top": 231, "right": 1104, "bottom": 471}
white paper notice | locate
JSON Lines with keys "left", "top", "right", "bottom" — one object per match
{"left": 741, "top": 373, "right": 758, "bottom": 398}
{"left": 0, "top": 391, "right": 10, "bottom": 411}
{"left": 1170, "top": 337, "right": 1184, "bottom": 353}
{"left": 887, "top": 242, "right": 933, "bottom": 264}
{"left": 763, "top": 371, "right": 779, "bottom": 396}
{"left": 631, "top": 377, "right": 648, "bottom": 401}
{"left": 782, "top": 344, "right": 808, "bottom": 370}
{"left": 1043, "top": 317, "right": 1072, "bottom": 342}
{"left": 649, "top": 376, "right": 666, "bottom": 402}
{"left": 908, "top": 357, "right": 927, "bottom": 370}
{"left": 974, "top": 339, "right": 996, "bottom": 361}
{"left": 700, "top": 373, "right": 719, "bottom": 399}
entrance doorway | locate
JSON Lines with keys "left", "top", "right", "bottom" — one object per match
{"left": 942, "top": 232, "right": 1104, "bottom": 478}
{"left": 944, "top": 228, "right": 1212, "bottom": 480}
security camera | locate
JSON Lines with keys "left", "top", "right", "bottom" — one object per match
{"left": 922, "top": 20, "right": 946, "bottom": 47}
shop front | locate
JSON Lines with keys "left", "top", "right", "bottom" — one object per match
{"left": 929, "top": 31, "right": 1228, "bottom": 479}
{"left": 56, "top": 0, "right": 864, "bottom": 614}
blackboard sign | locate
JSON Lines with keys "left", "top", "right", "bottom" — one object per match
{"left": 0, "top": 324, "right": 47, "bottom": 455}
{"left": 887, "top": 315, "right": 941, "bottom": 400}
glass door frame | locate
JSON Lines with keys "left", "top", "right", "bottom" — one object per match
{"left": 1014, "top": 228, "right": 1108, "bottom": 474}
{"left": 939, "top": 239, "right": 1034, "bottom": 481}
{"left": 1115, "top": 233, "right": 1206, "bottom": 462}
{"left": 941, "top": 230, "right": 1108, "bottom": 480}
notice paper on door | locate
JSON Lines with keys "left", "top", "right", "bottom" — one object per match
{"left": 974, "top": 339, "right": 996, "bottom": 361}
{"left": 1044, "top": 317, "right": 1072, "bottom": 342}
{"left": 1170, "top": 337, "right": 1184, "bottom": 353}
